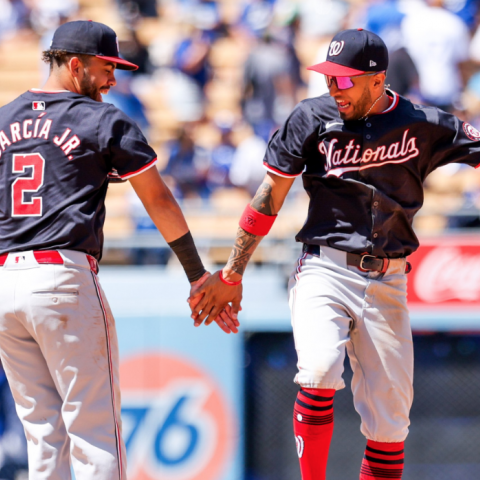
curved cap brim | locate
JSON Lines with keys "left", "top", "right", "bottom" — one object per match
{"left": 96, "top": 55, "right": 138, "bottom": 71}
{"left": 307, "top": 61, "right": 364, "bottom": 77}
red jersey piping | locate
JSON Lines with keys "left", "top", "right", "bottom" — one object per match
{"left": 119, "top": 158, "right": 158, "bottom": 180}
{"left": 378, "top": 90, "right": 399, "bottom": 115}
{"left": 263, "top": 163, "right": 302, "bottom": 178}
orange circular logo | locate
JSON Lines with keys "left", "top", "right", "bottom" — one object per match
{"left": 120, "top": 353, "right": 235, "bottom": 480}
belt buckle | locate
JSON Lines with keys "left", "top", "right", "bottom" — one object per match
{"left": 360, "top": 254, "right": 376, "bottom": 271}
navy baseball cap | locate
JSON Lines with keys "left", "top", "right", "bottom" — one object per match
{"left": 308, "top": 28, "right": 388, "bottom": 77}
{"left": 50, "top": 20, "right": 138, "bottom": 71}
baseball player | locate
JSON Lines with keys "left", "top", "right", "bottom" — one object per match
{"left": 0, "top": 20, "right": 238, "bottom": 480}
{"left": 189, "top": 29, "right": 480, "bottom": 479}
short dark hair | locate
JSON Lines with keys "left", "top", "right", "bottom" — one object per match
{"left": 41, "top": 49, "right": 92, "bottom": 70}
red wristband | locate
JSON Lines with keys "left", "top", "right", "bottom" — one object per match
{"left": 219, "top": 270, "right": 242, "bottom": 286}
{"left": 239, "top": 204, "right": 277, "bottom": 236}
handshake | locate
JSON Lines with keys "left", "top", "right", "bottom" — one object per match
{"left": 187, "top": 270, "right": 243, "bottom": 335}
{"left": 185, "top": 174, "right": 281, "bottom": 334}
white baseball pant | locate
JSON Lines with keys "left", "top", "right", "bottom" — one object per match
{"left": 289, "top": 245, "right": 414, "bottom": 443}
{"left": 0, "top": 249, "right": 126, "bottom": 480}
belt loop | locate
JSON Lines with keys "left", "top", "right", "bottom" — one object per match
{"left": 304, "top": 244, "right": 320, "bottom": 256}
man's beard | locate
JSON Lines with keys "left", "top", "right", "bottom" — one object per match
{"left": 80, "top": 74, "right": 107, "bottom": 102}
{"left": 339, "top": 86, "right": 373, "bottom": 121}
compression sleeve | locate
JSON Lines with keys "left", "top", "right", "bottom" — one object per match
{"left": 168, "top": 231, "right": 206, "bottom": 283}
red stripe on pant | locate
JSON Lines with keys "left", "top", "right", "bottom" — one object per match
{"left": 92, "top": 273, "right": 123, "bottom": 480}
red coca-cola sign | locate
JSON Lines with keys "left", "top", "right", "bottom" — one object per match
{"left": 407, "top": 237, "right": 480, "bottom": 307}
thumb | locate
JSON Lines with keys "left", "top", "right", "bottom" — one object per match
{"left": 188, "top": 271, "right": 210, "bottom": 301}
{"left": 190, "top": 271, "right": 210, "bottom": 290}
{"left": 189, "top": 292, "right": 204, "bottom": 310}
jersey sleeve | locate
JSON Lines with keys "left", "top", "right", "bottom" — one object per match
{"left": 263, "top": 100, "right": 322, "bottom": 178}
{"left": 98, "top": 105, "right": 157, "bottom": 179}
{"left": 429, "top": 109, "right": 480, "bottom": 172}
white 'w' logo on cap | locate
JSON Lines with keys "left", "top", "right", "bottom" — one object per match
{"left": 329, "top": 41, "right": 345, "bottom": 56}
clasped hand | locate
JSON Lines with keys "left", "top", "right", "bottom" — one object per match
{"left": 188, "top": 271, "right": 242, "bottom": 334}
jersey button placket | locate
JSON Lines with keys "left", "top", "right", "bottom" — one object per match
{"left": 365, "top": 121, "right": 372, "bottom": 140}
{"left": 371, "top": 197, "right": 380, "bottom": 247}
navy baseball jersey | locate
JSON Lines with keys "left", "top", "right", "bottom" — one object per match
{"left": 264, "top": 90, "right": 480, "bottom": 258}
{"left": 0, "top": 90, "right": 157, "bottom": 260}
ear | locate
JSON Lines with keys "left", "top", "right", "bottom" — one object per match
{"left": 68, "top": 57, "right": 83, "bottom": 78}
{"left": 372, "top": 73, "right": 385, "bottom": 90}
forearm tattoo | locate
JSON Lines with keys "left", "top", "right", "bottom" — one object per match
{"left": 251, "top": 182, "right": 275, "bottom": 215}
{"left": 226, "top": 182, "right": 274, "bottom": 275}
{"left": 226, "top": 227, "right": 262, "bottom": 275}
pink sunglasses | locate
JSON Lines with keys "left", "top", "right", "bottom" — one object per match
{"left": 325, "top": 71, "right": 385, "bottom": 90}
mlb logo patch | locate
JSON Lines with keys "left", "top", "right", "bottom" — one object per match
{"left": 32, "top": 101, "right": 45, "bottom": 111}
{"left": 463, "top": 122, "right": 480, "bottom": 141}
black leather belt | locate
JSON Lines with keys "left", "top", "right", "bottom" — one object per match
{"left": 303, "top": 244, "right": 390, "bottom": 273}
{"left": 346, "top": 252, "right": 389, "bottom": 273}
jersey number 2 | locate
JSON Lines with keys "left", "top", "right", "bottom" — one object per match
{"left": 12, "top": 153, "right": 45, "bottom": 217}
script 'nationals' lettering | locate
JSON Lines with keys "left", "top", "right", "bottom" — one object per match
{"left": 319, "top": 129, "right": 419, "bottom": 177}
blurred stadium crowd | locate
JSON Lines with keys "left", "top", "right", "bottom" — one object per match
{"left": 2, "top": 0, "right": 480, "bottom": 254}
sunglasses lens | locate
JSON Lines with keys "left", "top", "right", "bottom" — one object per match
{"left": 324, "top": 75, "right": 354, "bottom": 90}
{"left": 336, "top": 77, "right": 354, "bottom": 89}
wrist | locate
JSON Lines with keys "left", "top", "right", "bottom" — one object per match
{"left": 168, "top": 231, "right": 206, "bottom": 283}
{"left": 220, "top": 268, "right": 242, "bottom": 286}
{"left": 190, "top": 270, "right": 209, "bottom": 285}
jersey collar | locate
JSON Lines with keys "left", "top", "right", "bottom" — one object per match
{"left": 29, "top": 88, "right": 71, "bottom": 93}
{"left": 379, "top": 89, "right": 399, "bottom": 115}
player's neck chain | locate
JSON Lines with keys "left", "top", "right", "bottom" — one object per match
{"left": 359, "top": 86, "right": 390, "bottom": 121}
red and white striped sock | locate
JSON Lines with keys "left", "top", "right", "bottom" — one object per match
{"left": 293, "top": 388, "right": 336, "bottom": 480}
{"left": 359, "top": 440, "right": 405, "bottom": 479}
